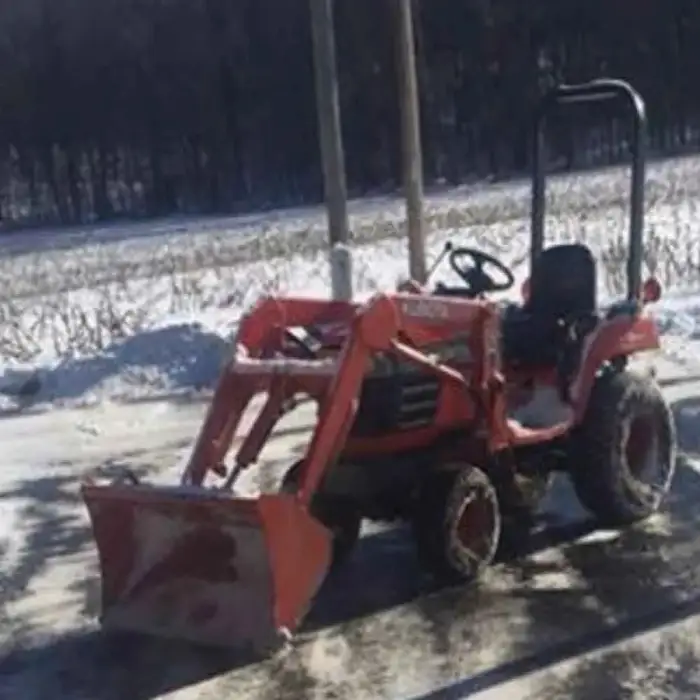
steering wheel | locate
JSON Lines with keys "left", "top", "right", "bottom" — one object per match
{"left": 448, "top": 246, "right": 515, "bottom": 296}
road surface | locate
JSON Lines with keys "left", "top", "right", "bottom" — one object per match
{"left": 2, "top": 370, "right": 700, "bottom": 699}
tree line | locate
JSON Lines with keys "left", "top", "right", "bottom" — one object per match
{"left": 0, "top": 0, "right": 698, "bottom": 226}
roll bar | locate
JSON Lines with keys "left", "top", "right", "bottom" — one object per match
{"left": 531, "top": 79, "right": 647, "bottom": 301}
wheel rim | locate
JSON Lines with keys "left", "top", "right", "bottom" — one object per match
{"left": 625, "top": 413, "right": 669, "bottom": 506}
{"left": 452, "top": 486, "right": 498, "bottom": 566}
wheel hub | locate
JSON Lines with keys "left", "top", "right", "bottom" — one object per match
{"left": 452, "top": 486, "right": 498, "bottom": 565}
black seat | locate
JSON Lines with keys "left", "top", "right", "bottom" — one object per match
{"left": 502, "top": 244, "right": 598, "bottom": 367}
{"left": 526, "top": 243, "right": 597, "bottom": 318}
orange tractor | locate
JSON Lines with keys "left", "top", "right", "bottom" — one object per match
{"left": 81, "top": 79, "right": 676, "bottom": 652}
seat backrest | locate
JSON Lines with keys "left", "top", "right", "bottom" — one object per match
{"left": 526, "top": 244, "right": 596, "bottom": 318}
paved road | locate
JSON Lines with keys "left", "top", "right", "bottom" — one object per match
{"left": 2, "top": 372, "right": 700, "bottom": 699}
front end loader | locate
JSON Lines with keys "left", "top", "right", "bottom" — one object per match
{"left": 81, "top": 78, "right": 677, "bottom": 653}
{"left": 82, "top": 293, "right": 514, "bottom": 651}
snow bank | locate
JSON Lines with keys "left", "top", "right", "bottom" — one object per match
{"left": 0, "top": 315, "right": 234, "bottom": 412}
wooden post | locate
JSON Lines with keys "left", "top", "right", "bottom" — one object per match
{"left": 309, "top": 0, "right": 352, "bottom": 300}
{"left": 395, "top": 0, "right": 426, "bottom": 283}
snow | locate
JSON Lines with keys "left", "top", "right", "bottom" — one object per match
{"left": 40, "top": 177, "right": 691, "bottom": 371}
{"left": 1, "top": 217, "right": 699, "bottom": 413}
{"left": 5, "top": 156, "right": 700, "bottom": 698}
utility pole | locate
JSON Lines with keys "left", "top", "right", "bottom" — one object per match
{"left": 309, "top": 0, "right": 352, "bottom": 300}
{"left": 395, "top": 0, "right": 426, "bottom": 283}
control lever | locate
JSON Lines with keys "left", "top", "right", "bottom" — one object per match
{"left": 426, "top": 241, "right": 453, "bottom": 282}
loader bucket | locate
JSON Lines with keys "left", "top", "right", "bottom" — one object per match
{"left": 81, "top": 483, "right": 332, "bottom": 651}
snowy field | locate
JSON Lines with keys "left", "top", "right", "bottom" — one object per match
{"left": 3, "top": 154, "right": 700, "bottom": 412}
{"left": 3, "top": 155, "right": 700, "bottom": 699}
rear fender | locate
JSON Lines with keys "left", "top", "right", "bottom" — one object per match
{"left": 569, "top": 314, "right": 660, "bottom": 420}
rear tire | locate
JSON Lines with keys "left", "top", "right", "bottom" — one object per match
{"left": 570, "top": 371, "right": 676, "bottom": 524}
{"left": 280, "top": 461, "right": 361, "bottom": 572}
{"left": 411, "top": 465, "right": 500, "bottom": 584}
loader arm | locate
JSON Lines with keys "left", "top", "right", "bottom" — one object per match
{"left": 182, "top": 293, "right": 500, "bottom": 495}
{"left": 182, "top": 296, "right": 358, "bottom": 487}
{"left": 295, "top": 294, "right": 499, "bottom": 505}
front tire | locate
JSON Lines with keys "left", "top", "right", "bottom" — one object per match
{"left": 412, "top": 465, "right": 501, "bottom": 584}
{"left": 570, "top": 371, "right": 676, "bottom": 524}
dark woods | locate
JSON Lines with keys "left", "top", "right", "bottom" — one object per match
{"left": 1, "top": 0, "right": 699, "bottom": 227}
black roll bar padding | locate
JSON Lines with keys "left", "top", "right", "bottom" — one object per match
{"left": 531, "top": 79, "right": 647, "bottom": 301}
